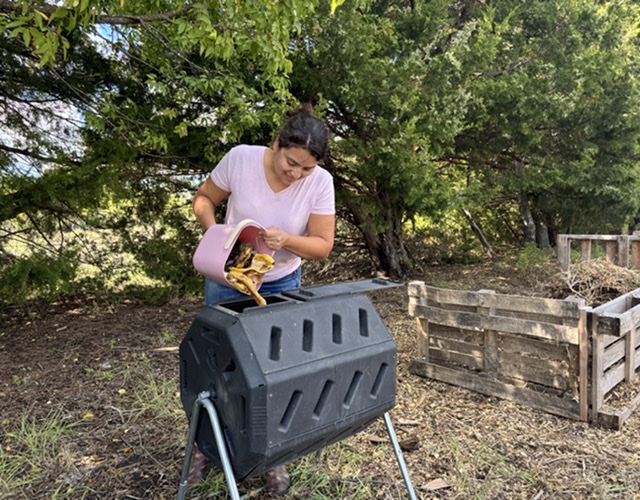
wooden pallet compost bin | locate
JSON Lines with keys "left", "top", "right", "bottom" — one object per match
{"left": 590, "top": 287, "right": 640, "bottom": 429}
{"left": 407, "top": 282, "right": 590, "bottom": 422}
{"left": 557, "top": 233, "right": 640, "bottom": 271}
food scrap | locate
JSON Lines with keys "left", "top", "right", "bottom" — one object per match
{"left": 225, "top": 243, "right": 275, "bottom": 305}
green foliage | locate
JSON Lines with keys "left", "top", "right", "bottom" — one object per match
{"left": 3, "top": 0, "right": 640, "bottom": 296}
{"left": 455, "top": 0, "right": 640, "bottom": 237}
{"left": 288, "top": 0, "right": 470, "bottom": 275}
{"left": 516, "top": 243, "right": 549, "bottom": 273}
{"left": 0, "top": 252, "right": 78, "bottom": 305}
{"left": 405, "top": 214, "right": 487, "bottom": 265}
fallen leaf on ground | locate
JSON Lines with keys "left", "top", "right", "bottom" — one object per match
{"left": 425, "top": 477, "right": 451, "bottom": 490}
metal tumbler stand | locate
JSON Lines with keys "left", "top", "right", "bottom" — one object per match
{"left": 177, "top": 391, "right": 417, "bottom": 500}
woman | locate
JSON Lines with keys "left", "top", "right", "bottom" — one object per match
{"left": 189, "top": 106, "right": 335, "bottom": 495}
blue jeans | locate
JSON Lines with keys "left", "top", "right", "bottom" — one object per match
{"left": 205, "top": 267, "right": 302, "bottom": 306}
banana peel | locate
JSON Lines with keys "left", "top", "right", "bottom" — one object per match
{"left": 233, "top": 246, "right": 254, "bottom": 269}
{"left": 226, "top": 253, "right": 275, "bottom": 306}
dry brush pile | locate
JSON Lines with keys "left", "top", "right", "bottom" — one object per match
{"left": 544, "top": 258, "right": 640, "bottom": 306}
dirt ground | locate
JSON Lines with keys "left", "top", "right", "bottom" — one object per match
{"left": 2, "top": 256, "right": 640, "bottom": 499}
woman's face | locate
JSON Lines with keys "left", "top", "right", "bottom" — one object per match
{"left": 273, "top": 145, "right": 318, "bottom": 185}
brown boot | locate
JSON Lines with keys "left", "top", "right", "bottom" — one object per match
{"left": 187, "top": 445, "right": 211, "bottom": 486}
{"left": 265, "top": 465, "right": 290, "bottom": 496}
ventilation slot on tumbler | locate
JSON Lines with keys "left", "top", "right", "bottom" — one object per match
{"left": 201, "top": 326, "right": 220, "bottom": 345}
{"left": 188, "top": 338, "right": 201, "bottom": 365}
{"left": 343, "top": 371, "right": 363, "bottom": 408}
{"left": 238, "top": 395, "right": 247, "bottom": 432}
{"left": 359, "top": 308, "right": 370, "bottom": 337}
{"left": 332, "top": 314, "right": 342, "bottom": 344}
{"left": 370, "top": 363, "right": 389, "bottom": 398}
{"left": 206, "top": 348, "right": 217, "bottom": 372}
{"left": 302, "top": 319, "right": 314, "bottom": 352}
{"left": 181, "top": 359, "right": 188, "bottom": 391}
{"left": 269, "top": 326, "right": 282, "bottom": 361}
{"left": 279, "top": 390, "right": 303, "bottom": 432}
{"left": 313, "top": 380, "right": 334, "bottom": 419}
{"left": 223, "top": 359, "right": 236, "bottom": 382}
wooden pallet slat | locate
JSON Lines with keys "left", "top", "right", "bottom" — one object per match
{"left": 409, "top": 359, "right": 581, "bottom": 421}
{"left": 412, "top": 304, "right": 580, "bottom": 345}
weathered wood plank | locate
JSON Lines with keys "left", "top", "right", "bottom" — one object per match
{"left": 612, "top": 306, "right": 640, "bottom": 337}
{"left": 429, "top": 325, "right": 484, "bottom": 345}
{"left": 626, "top": 328, "right": 635, "bottom": 382}
{"left": 602, "top": 362, "right": 625, "bottom": 394}
{"left": 603, "top": 337, "right": 627, "bottom": 372}
{"left": 579, "top": 306, "right": 589, "bottom": 421}
{"left": 416, "top": 317, "right": 429, "bottom": 362}
{"left": 409, "top": 360, "right": 581, "bottom": 421}
{"left": 421, "top": 287, "right": 584, "bottom": 318}
{"left": 484, "top": 330, "right": 498, "bottom": 373}
{"left": 413, "top": 305, "right": 579, "bottom": 344}
{"left": 618, "top": 235, "right": 630, "bottom": 268}
{"left": 591, "top": 292, "right": 635, "bottom": 316}
{"left": 594, "top": 315, "right": 624, "bottom": 338}
{"left": 581, "top": 240, "right": 592, "bottom": 262}
{"left": 632, "top": 241, "right": 640, "bottom": 270}
{"left": 561, "top": 234, "right": 628, "bottom": 241}
{"left": 492, "top": 309, "right": 579, "bottom": 326}
{"left": 595, "top": 308, "right": 640, "bottom": 338}
{"left": 429, "top": 336, "right": 483, "bottom": 357}
{"left": 407, "top": 281, "right": 427, "bottom": 318}
{"left": 606, "top": 240, "right": 617, "bottom": 265}
{"left": 410, "top": 282, "right": 585, "bottom": 319}
{"left": 558, "top": 234, "right": 570, "bottom": 271}
{"left": 497, "top": 355, "right": 574, "bottom": 391}
{"left": 597, "top": 391, "right": 640, "bottom": 429}
{"left": 429, "top": 347, "right": 483, "bottom": 371}
{"left": 591, "top": 331, "right": 605, "bottom": 420}
{"left": 427, "top": 328, "right": 580, "bottom": 392}
{"left": 499, "top": 333, "right": 579, "bottom": 362}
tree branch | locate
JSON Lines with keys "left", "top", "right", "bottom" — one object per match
{"left": 0, "top": 0, "right": 193, "bottom": 25}
{"left": 0, "top": 143, "right": 80, "bottom": 166}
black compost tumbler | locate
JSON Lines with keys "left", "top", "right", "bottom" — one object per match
{"left": 179, "top": 279, "right": 398, "bottom": 480}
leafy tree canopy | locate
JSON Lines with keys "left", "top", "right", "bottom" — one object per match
{"left": 2, "top": 0, "right": 640, "bottom": 302}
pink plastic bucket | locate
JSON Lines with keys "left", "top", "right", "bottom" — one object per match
{"left": 192, "top": 219, "right": 274, "bottom": 289}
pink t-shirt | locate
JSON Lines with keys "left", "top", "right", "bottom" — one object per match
{"left": 211, "top": 145, "right": 335, "bottom": 281}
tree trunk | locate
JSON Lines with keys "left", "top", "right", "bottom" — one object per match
{"left": 518, "top": 190, "right": 536, "bottom": 244}
{"left": 360, "top": 216, "right": 412, "bottom": 280}
{"left": 338, "top": 190, "right": 412, "bottom": 280}
{"left": 515, "top": 160, "right": 536, "bottom": 245}
{"left": 535, "top": 220, "right": 551, "bottom": 249}
{"left": 532, "top": 205, "right": 556, "bottom": 249}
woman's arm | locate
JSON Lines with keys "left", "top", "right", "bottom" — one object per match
{"left": 192, "top": 177, "right": 230, "bottom": 231}
{"left": 261, "top": 213, "right": 335, "bottom": 260}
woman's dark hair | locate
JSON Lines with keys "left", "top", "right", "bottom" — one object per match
{"left": 277, "top": 104, "right": 329, "bottom": 162}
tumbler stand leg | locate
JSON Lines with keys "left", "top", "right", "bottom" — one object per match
{"left": 178, "top": 391, "right": 241, "bottom": 500}
{"left": 383, "top": 412, "right": 418, "bottom": 500}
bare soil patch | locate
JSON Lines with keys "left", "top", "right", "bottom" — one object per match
{"left": 2, "top": 257, "right": 640, "bottom": 499}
